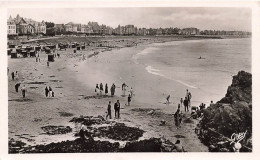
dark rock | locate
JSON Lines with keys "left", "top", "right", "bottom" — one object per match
{"left": 41, "top": 125, "right": 72, "bottom": 135}
{"left": 198, "top": 71, "right": 252, "bottom": 152}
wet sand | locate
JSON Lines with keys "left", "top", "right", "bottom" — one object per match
{"left": 8, "top": 36, "right": 208, "bottom": 152}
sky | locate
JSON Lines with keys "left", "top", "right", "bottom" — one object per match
{"left": 8, "top": 7, "right": 252, "bottom": 31}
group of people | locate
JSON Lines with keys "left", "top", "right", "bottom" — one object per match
{"left": 45, "top": 86, "right": 54, "bottom": 98}
{"left": 11, "top": 71, "right": 19, "bottom": 81}
{"left": 95, "top": 83, "right": 110, "bottom": 95}
{"left": 106, "top": 100, "right": 121, "bottom": 119}
{"left": 180, "top": 89, "right": 192, "bottom": 112}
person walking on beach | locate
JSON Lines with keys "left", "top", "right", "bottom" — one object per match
{"left": 114, "top": 100, "right": 120, "bottom": 119}
{"left": 100, "top": 83, "right": 103, "bottom": 95}
{"left": 166, "top": 95, "right": 170, "bottom": 105}
{"left": 45, "top": 86, "right": 49, "bottom": 97}
{"left": 183, "top": 97, "right": 189, "bottom": 112}
{"left": 15, "top": 83, "right": 20, "bottom": 92}
{"left": 105, "top": 83, "right": 108, "bottom": 95}
{"left": 106, "top": 101, "right": 112, "bottom": 120}
{"left": 11, "top": 71, "right": 15, "bottom": 80}
{"left": 21, "top": 85, "right": 26, "bottom": 98}
{"left": 95, "top": 84, "right": 99, "bottom": 95}
{"left": 127, "top": 94, "right": 132, "bottom": 106}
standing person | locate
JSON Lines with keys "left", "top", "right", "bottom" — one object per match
{"left": 36, "top": 57, "right": 38, "bottom": 62}
{"left": 129, "top": 87, "right": 134, "bottom": 97}
{"left": 47, "top": 61, "right": 49, "bottom": 67}
{"left": 105, "top": 83, "right": 108, "bottom": 95}
{"left": 21, "top": 85, "right": 26, "bottom": 98}
{"left": 183, "top": 97, "right": 189, "bottom": 112}
{"left": 45, "top": 86, "right": 49, "bottom": 97}
{"left": 100, "top": 83, "right": 103, "bottom": 95}
{"left": 114, "top": 100, "right": 120, "bottom": 119}
{"left": 110, "top": 83, "right": 115, "bottom": 96}
{"left": 174, "top": 104, "right": 181, "bottom": 129}
{"left": 210, "top": 100, "right": 214, "bottom": 106}
{"left": 186, "top": 89, "right": 192, "bottom": 107}
{"left": 15, "top": 83, "right": 20, "bottom": 92}
{"left": 49, "top": 86, "right": 52, "bottom": 97}
{"left": 180, "top": 98, "right": 183, "bottom": 109}
{"left": 52, "top": 91, "right": 55, "bottom": 97}
{"left": 122, "top": 83, "right": 127, "bottom": 96}
{"left": 15, "top": 71, "right": 19, "bottom": 80}
{"left": 11, "top": 71, "right": 15, "bottom": 80}
{"left": 106, "top": 101, "right": 112, "bottom": 120}
{"left": 166, "top": 95, "right": 170, "bottom": 105}
{"left": 95, "top": 84, "right": 99, "bottom": 95}
{"left": 127, "top": 94, "right": 131, "bottom": 106}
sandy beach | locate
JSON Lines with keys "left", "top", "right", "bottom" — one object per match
{"left": 10, "top": 36, "right": 246, "bottom": 152}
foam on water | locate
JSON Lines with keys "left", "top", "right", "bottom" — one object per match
{"left": 132, "top": 47, "right": 159, "bottom": 64}
{"left": 145, "top": 65, "right": 197, "bottom": 89}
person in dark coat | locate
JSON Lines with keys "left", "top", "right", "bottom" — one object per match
{"left": 15, "top": 83, "right": 20, "bottom": 92}
{"left": 21, "top": 85, "right": 26, "bottom": 98}
{"left": 100, "top": 83, "right": 103, "bottom": 95}
{"left": 105, "top": 83, "right": 108, "bottom": 95}
{"left": 183, "top": 97, "right": 189, "bottom": 112}
{"left": 127, "top": 94, "right": 131, "bottom": 106}
{"left": 11, "top": 71, "right": 15, "bottom": 80}
{"left": 106, "top": 101, "right": 112, "bottom": 120}
{"left": 114, "top": 100, "right": 120, "bottom": 119}
{"left": 45, "top": 86, "right": 49, "bottom": 97}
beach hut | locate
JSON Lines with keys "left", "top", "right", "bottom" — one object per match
{"left": 30, "top": 50, "right": 36, "bottom": 57}
{"left": 71, "top": 44, "right": 76, "bottom": 48}
{"left": 48, "top": 54, "right": 55, "bottom": 62}
{"left": 7, "top": 49, "right": 11, "bottom": 55}
{"left": 11, "top": 51, "right": 17, "bottom": 58}
{"left": 81, "top": 45, "right": 85, "bottom": 50}
{"left": 35, "top": 46, "right": 41, "bottom": 51}
{"left": 9, "top": 44, "right": 16, "bottom": 48}
{"left": 77, "top": 46, "right": 81, "bottom": 50}
{"left": 16, "top": 48, "right": 21, "bottom": 54}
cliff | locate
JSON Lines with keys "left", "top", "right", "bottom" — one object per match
{"left": 197, "top": 71, "right": 252, "bottom": 152}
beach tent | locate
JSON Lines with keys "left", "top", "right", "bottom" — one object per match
{"left": 45, "top": 47, "right": 51, "bottom": 54}
{"left": 72, "top": 44, "right": 76, "bottom": 48}
{"left": 48, "top": 54, "right": 55, "bottom": 62}
{"left": 16, "top": 48, "right": 21, "bottom": 54}
{"left": 30, "top": 50, "right": 36, "bottom": 57}
{"left": 21, "top": 50, "right": 28, "bottom": 57}
{"left": 81, "top": 45, "right": 85, "bottom": 50}
{"left": 11, "top": 51, "right": 17, "bottom": 58}
{"left": 77, "top": 46, "right": 81, "bottom": 50}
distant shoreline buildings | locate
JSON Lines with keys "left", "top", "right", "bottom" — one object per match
{"left": 7, "top": 14, "right": 251, "bottom": 37}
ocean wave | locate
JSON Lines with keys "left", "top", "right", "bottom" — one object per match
{"left": 145, "top": 65, "right": 197, "bottom": 89}
{"left": 132, "top": 47, "right": 158, "bottom": 64}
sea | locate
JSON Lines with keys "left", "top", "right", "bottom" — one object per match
{"left": 132, "top": 38, "right": 251, "bottom": 107}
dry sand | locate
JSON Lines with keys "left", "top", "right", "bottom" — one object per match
{"left": 8, "top": 36, "right": 208, "bottom": 152}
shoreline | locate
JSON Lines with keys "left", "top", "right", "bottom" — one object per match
{"left": 8, "top": 36, "right": 249, "bottom": 152}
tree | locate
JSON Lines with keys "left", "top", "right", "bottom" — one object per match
{"left": 45, "top": 22, "right": 55, "bottom": 28}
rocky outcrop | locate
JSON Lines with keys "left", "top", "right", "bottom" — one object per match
{"left": 197, "top": 71, "right": 252, "bottom": 152}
